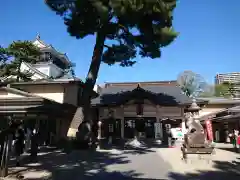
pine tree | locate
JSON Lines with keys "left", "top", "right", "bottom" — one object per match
{"left": 0, "top": 47, "right": 8, "bottom": 78}
{"left": 45, "top": 0, "right": 178, "bottom": 143}
{"left": 0, "top": 41, "right": 41, "bottom": 82}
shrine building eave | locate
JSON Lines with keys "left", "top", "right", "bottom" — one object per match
{"left": 91, "top": 84, "right": 205, "bottom": 107}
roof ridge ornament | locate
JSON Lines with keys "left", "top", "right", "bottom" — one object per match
{"left": 137, "top": 83, "right": 141, "bottom": 88}
{"left": 36, "top": 33, "right": 41, "bottom": 40}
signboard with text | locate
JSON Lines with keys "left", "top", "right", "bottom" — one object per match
{"left": 154, "top": 122, "right": 161, "bottom": 139}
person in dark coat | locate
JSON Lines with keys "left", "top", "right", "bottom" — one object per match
{"left": 14, "top": 125, "right": 25, "bottom": 166}
{"left": 30, "top": 129, "right": 39, "bottom": 162}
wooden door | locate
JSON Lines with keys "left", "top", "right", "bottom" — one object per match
{"left": 124, "top": 118, "right": 136, "bottom": 139}
{"left": 145, "top": 118, "right": 156, "bottom": 138}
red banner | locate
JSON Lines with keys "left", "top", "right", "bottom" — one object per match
{"left": 205, "top": 119, "right": 213, "bottom": 141}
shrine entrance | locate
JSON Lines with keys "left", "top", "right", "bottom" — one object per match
{"left": 124, "top": 117, "right": 156, "bottom": 139}
{"left": 102, "top": 118, "right": 122, "bottom": 139}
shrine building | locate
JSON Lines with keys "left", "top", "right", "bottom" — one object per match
{"left": 91, "top": 81, "right": 206, "bottom": 141}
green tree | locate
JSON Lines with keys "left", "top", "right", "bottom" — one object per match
{"left": 0, "top": 47, "right": 8, "bottom": 78}
{"left": 217, "top": 82, "right": 237, "bottom": 98}
{"left": 177, "top": 70, "right": 207, "bottom": 97}
{"left": 214, "top": 84, "right": 229, "bottom": 97}
{"left": 0, "top": 41, "right": 41, "bottom": 82}
{"left": 199, "top": 83, "right": 238, "bottom": 98}
{"left": 199, "top": 84, "right": 228, "bottom": 97}
{"left": 198, "top": 85, "right": 215, "bottom": 97}
{"left": 45, "top": 0, "right": 178, "bottom": 143}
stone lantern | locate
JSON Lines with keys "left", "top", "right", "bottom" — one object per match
{"left": 184, "top": 99, "right": 202, "bottom": 131}
{"left": 184, "top": 98, "right": 205, "bottom": 136}
{"left": 187, "top": 99, "right": 201, "bottom": 115}
{"left": 185, "top": 99, "right": 200, "bottom": 120}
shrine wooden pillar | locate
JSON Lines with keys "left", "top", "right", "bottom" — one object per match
{"left": 120, "top": 105, "right": 124, "bottom": 139}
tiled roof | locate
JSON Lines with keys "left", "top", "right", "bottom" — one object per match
{"left": 227, "top": 105, "right": 240, "bottom": 113}
{"left": 0, "top": 62, "right": 49, "bottom": 82}
{"left": 197, "top": 97, "right": 240, "bottom": 104}
{"left": 32, "top": 36, "right": 71, "bottom": 65}
{"left": 104, "top": 80, "right": 177, "bottom": 88}
{"left": 24, "top": 62, "right": 49, "bottom": 79}
{"left": 92, "top": 85, "right": 204, "bottom": 106}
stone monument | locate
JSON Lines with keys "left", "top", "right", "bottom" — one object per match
{"left": 184, "top": 99, "right": 206, "bottom": 146}
{"left": 181, "top": 99, "right": 214, "bottom": 162}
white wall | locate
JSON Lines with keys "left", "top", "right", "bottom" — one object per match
{"left": 12, "top": 84, "right": 80, "bottom": 105}
{"left": 49, "top": 63, "right": 63, "bottom": 78}
{"left": 63, "top": 85, "right": 79, "bottom": 106}
{"left": 36, "top": 66, "right": 50, "bottom": 76}
{"left": 20, "top": 62, "right": 64, "bottom": 80}
{"left": 18, "top": 84, "right": 64, "bottom": 103}
{"left": 20, "top": 62, "right": 46, "bottom": 80}
{"left": 0, "top": 90, "right": 24, "bottom": 98}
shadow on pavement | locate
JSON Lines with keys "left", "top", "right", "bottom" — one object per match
{"left": 218, "top": 147, "right": 239, "bottom": 153}
{"left": 168, "top": 157, "right": 240, "bottom": 180}
{"left": 7, "top": 146, "right": 146, "bottom": 180}
{"left": 99, "top": 139, "right": 167, "bottom": 155}
{"left": 122, "top": 147, "right": 155, "bottom": 155}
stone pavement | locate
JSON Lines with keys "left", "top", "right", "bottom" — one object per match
{"left": 2, "top": 144, "right": 240, "bottom": 180}
{"left": 99, "top": 148, "right": 173, "bottom": 179}
{"left": 157, "top": 144, "right": 240, "bottom": 179}
{"left": 2, "top": 147, "right": 173, "bottom": 180}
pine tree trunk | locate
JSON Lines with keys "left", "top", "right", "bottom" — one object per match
{"left": 76, "top": 32, "right": 105, "bottom": 147}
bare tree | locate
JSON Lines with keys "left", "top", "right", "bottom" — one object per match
{"left": 177, "top": 70, "right": 207, "bottom": 98}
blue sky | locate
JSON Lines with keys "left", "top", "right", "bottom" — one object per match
{"left": 0, "top": 0, "right": 239, "bottom": 84}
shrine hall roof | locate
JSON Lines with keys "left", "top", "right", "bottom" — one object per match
{"left": 91, "top": 84, "right": 206, "bottom": 106}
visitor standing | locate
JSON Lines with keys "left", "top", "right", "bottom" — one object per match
{"left": 234, "top": 129, "right": 239, "bottom": 152}
{"left": 25, "top": 127, "right": 32, "bottom": 152}
{"left": 30, "top": 129, "right": 39, "bottom": 162}
{"left": 229, "top": 130, "right": 238, "bottom": 152}
{"left": 236, "top": 132, "right": 240, "bottom": 153}
{"left": 14, "top": 124, "right": 25, "bottom": 166}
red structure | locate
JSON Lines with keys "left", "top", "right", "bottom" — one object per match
{"left": 205, "top": 119, "right": 213, "bottom": 141}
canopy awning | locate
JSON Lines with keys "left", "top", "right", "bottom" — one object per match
{"left": 197, "top": 108, "right": 227, "bottom": 121}
{"left": 212, "top": 113, "right": 240, "bottom": 122}
{"left": 228, "top": 106, "right": 240, "bottom": 113}
{"left": 0, "top": 97, "right": 76, "bottom": 117}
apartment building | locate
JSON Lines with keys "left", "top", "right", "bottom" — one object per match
{"left": 215, "top": 72, "right": 240, "bottom": 98}
{"left": 215, "top": 72, "right": 240, "bottom": 84}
